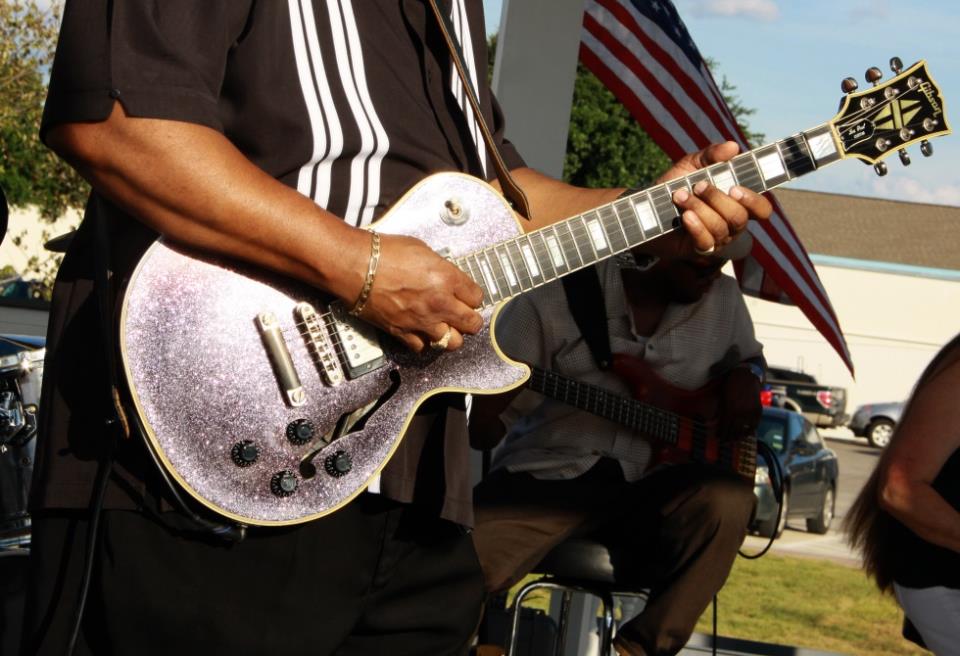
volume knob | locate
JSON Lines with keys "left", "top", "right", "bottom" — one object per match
{"left": 286, "top": 418, "right": 316, "bottom": 445}
{"left": 271, "top": 470, "right": 299, "bottom": 497}
{"left": 324, "top": 450, "right": 353, "bottom": 478}
{"left": 231, "top": 440, "right": 259, "bottom": 467}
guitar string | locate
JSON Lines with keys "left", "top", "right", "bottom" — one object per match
{"left": 258, "top": 83, "right": 935, "bottom": 427}
{"left": 530, "top": 371, "right": 754, "bottom": 472}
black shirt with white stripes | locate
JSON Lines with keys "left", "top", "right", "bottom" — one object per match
{"left": 36, "top": 0, "right": 524, "bottom": 526}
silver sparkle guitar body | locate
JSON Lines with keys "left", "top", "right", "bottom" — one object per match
{"left": 120, "top": 173, "right": 528, "bottom": 526}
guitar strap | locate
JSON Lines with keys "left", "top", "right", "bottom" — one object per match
{"left": 426, "top": 0, "right": 532, "bottom": 220}
{"left": 561, "top": 266, "right": 612, "bottom": 371}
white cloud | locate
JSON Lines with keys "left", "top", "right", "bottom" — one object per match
{"left": 686, "top": 0, "right": 780, "bottom": 22}
{"left": 848, "top": 0, "right": 890, "bottom": 23}
{"left": 872, "top": 176, "right": 960, "bottom": 207}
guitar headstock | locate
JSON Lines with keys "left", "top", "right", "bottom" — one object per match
{"left": 831, "top": 59, "right": 950, "bottom": 173}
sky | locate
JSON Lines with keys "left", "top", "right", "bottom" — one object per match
{"left": 482, "top": 0, "right": 960, "bottom": 207}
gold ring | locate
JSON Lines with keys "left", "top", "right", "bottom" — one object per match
{"left": 430, "top": 327, "right": 453, "bottom": 351}
{"left": 694, "top": 244, "right": 716, "bottom": 256}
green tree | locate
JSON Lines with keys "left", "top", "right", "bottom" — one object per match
{"left": 563, "top": 60, "right": 764, "bottom": 189}
{"left": 1, "top": 1, "right": 88, "bottom": 297}
{"left": 488, "top": 34, "right": 762, "bottom": 191}
{"left": 1, "top": 0, "right": 87, "bottom": 219}
{"left": 563, "top": 62, "right": 671, "bottom": 189}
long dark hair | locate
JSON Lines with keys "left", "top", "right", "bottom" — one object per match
{"left": 844, "top": 333, "right": 960, "bottom": 593}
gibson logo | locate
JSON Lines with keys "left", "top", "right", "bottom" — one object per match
{"left": 921, "top": 82, "right": 943, "bottom": 117}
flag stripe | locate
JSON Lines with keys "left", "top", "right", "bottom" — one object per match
{"left": 589, "top": 0, "right": 740, "bottom": 145}
{"left": 580, "top": 0, "right": 853, "bottom": 373}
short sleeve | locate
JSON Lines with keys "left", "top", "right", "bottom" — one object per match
{"left": 42, "top": 0, "right": 254, "bottom": 141}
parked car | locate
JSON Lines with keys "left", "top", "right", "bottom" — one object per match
{"left": 751, "top": 407, "right": 839, "bottom": 538}
{"left": 761, "top": 366, "right": 848, "bottom": 429}
{"left": 847, "top": 401, "right": 904, "bottom": 448}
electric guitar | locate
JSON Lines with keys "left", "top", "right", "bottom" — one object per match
{"left": 527, "top": 358, "right": 757, "bottom": 481}
{"left": 119, "top": 60, "right": 949, "bottom": 525}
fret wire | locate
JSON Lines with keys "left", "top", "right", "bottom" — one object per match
{"left": 460, "top": 256, "right": 489, "bottom": 306}
{"left": 614, "top": 197, "right": 645, "bottom": 246}
{"left": 779, "top": 134, "right": 817, "bottom": 178}
{"left": 493, "top": 244, "right": 520, "bottom": 293}
{"left": 773, "top": 141, "right": 791, "bottom": 181}
{"left": 554, "top": 221, "right": 584, "bottom": 270}
{"left": 544, "top": 225, "right": 571, "bottom": 277}
{"left": 687, "top": 170, "right": 710, "bottom": 189}
{"left": 596, "top": 204, "right": 628, "bottom": 253}
{"left": 581, "top": 209, "right": 613, "bottom": 259}
{"left": 649, "top": 186, "right": 677, "bottom": 233}
{"left": 505, "top": 239, "right": 534, "bottom": 291}
{"left": 754, "top": 143, "right": 789, "bottom": 188}
{"left": 529, "top": 231, "right": 557, "bottom": 283}
{"left": 797, "top": 132, "right": 817, "bottom": 169}
{"left": 473, "top": 252, "right": 502, "bottom": 303}
{"left": 483, "top": 247, "right": 511, "bottom": 300}
{"left": 707, "top": 161, "right": 736, "bottom": 194}
{"left": 570, "top": 214, "right": 598, "bottom": 265}
{"left": 735, "top": 152, "right": 766, "bottom": 193}
{"left": 517, "top": 234, "right": 545, "bottom": 287}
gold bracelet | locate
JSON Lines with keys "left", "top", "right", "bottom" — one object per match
{"left": 349, "top": 230, "right": 381, "bottom": 317}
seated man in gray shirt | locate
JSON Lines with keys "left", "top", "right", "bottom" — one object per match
{"left": 471, "top": 235, "right": 763, "bottom": 656}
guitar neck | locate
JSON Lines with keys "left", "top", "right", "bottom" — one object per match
{"left": 456, "top": 124, "right": 840, "bottom": 307}
{"left": 526, "top": 365, "right": 685, "bottom": 447}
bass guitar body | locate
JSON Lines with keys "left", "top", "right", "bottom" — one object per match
{"left": 611, "top": 353, "right": 756, "bottom": 478}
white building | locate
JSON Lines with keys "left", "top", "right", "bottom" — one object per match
{"left": 754, "top": 189, "right": 960, "bottom": 410}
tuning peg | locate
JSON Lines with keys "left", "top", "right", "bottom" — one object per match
{"left": 841, "top": 77, "right": 859, "bottom": 94}
{"left": 899, "top": 149, "right": 911, "bottom": 166}
{"left": 874, "top": 162, "right": 888, "bottom": 176}
{"left": 890, "top": 57, "right": 903, "bottom": 74}
{"left": 866, "top": 67, "right": 884, "bottom": 85}
{"left": 921, "top": 140, "right": 934, "bottom": 157}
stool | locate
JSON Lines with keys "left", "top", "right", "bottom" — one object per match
{"left": 506, "top": 539, "right": 649, "bottom": 656}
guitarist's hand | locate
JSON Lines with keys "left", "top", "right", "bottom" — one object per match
{"left": 718, "top": 366, "right": 763, "bottom": 442}
{"left": 653, "top": 141, "right": 773, "bottom": 258}
{"left": 359, "top": 233, "right": 484, "bottom": 353}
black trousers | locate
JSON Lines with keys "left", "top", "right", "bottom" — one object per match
{"left": 473, "top": 460, "right": 756, "bottom": 656}
{"left": 20, "top": 495, "right": 484, "bottom": 655}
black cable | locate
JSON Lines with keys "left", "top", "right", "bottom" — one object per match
{"left": 65, "top": 424, "right": 115, "bottom": 656}
{"left": 135, "top": 412, "right": 247, "bottom": 543}
{"left": 739, "top": 440, "right": 785, "bottom": 560}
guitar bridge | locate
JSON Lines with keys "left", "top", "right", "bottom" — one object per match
{"left": 295, "top": 302, "right": 344, "bottom": 387}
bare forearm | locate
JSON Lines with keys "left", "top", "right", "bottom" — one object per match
{"left": 498, "top": 167, "right": 624, "bottom": 232}
{"left": 47, "top": 102, "right": 368, "bottom": 302}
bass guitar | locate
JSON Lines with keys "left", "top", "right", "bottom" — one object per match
{"left": 527, "top": 358, "right": 757, "bottom": 481}
{"left": 119, "top": 60, "right": 948, "bottom": 525}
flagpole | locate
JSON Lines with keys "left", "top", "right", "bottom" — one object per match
{"left": 492, "top": 0, "right": 586, "bottom": 178}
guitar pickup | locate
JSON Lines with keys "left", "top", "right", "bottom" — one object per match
{"left": 295, "top": 302, "right": 344, "bottom": 387}
{"left": 256, "top": 312, "right": 306, "bottom": 407}
{"left": 328, "top": 303, "right": 386, "bottom": 380}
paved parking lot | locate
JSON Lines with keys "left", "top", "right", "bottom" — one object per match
{"left": 741, "top": 429, "right": 881, "bottom": 566}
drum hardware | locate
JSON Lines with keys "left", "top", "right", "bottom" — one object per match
{"left": 0, "top": 345, "right": 43, "bottom": 552}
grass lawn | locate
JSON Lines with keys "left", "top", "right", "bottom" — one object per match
{"left": 695, "top": 553, "right": 926, "bottom": 656}
{"left": 509, "top": 553, "right": 926, "bottom": 655}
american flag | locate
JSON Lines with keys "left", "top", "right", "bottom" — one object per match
{"left": 580, "top": 0, "right": 854, "bottom": 374}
